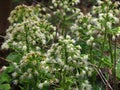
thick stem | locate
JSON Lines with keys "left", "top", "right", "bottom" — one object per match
{"left": 108, "top": 34, "right": 113, "bottom": 63}
{"left": 99, "top": 30, "right": 107, "bottom": 67}
{"left": 26, "top": 84, "right": 29, "bottom": 90}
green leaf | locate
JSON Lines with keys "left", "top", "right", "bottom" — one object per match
{"left": 0, "top": 84, "right": 10, "bottom": 90}
{"left": 0, "top": 72, "right": 10, "bottom": 84}
{"left": 116, "top": 61, "right": 120, "bottom": 79}
{"left": 101, "top": 58, "right": 112, "bottom": 67}
{"left": 5, "top": 65, "right": 14, "bottom": 73}
{"left": 66, "top": 77, "right": 73, "bottom": 85}
{"left": 109, "top": 27, "right": 120, "bottom": 35}
{"left": 6, "top": 52, "right": 22, "bottom": 63}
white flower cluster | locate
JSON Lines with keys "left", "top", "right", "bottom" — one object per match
{"left": 1, "top": 5, "right": 56, "bottom": 53}
{"left": 81, "top": 80, "right": 92, "bottom": 90}
{"left": 11, "top": 51, "right": 55, "bottom": 88}
{"left": 52, "top": 0, "right": 80, "bottom": 7}
{"left": 50, "top": 0, "right": 81, "bottom": 18}
{"left": 44, "top": 35, "right": 92, "bottom": 88}
{"left": 8, "top": 4, "right": 42, "bottom": 24}
{"left": 91, "top": 0, "right": 120, "bottom": 40}
{"left": 70, "top": 0, "right": 120, "bottom": 45}
{"left": 3, "top": 0, "right": 120, "bottom": 89}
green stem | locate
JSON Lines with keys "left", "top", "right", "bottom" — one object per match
{"left": 99, "top": 30, "right": 107, "bottom": 67}
{"left": 113, "top": 37, "right": 117, "bottom": 90}
{"left": 26, "top": 84, "right": 29, "bottom": 90}
{"left": 25, "top": 25, "right": 29, "bottom": 53}
{"left": 108, "top": 34, "right": 113, "bottom": 63}
{"left": 63, "top": 44, "right": 68, "bottom": 89}
{"left": 65, "top": 13, "right": 79, "bottom": 21}
{"left": 65, "top": 44, "right": 68, "bottom": 64}
{"left": 90, "top": 43, "right": 93, "bottom": 63}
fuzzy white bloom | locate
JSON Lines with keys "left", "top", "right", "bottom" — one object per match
{"left": 1, "top": 66, "right": 7, "bottom": 71}
{"left": 76, "top": 72, "right": 80, "bottom": 77}
{"left": 70, "top": 23, "right": 78, "bottom": 30}
{"left": 73, "top": 55, "right": 78, "bottom": 59}
{"left": 13, "top": 62, "right": 19, "bottom": 69}
{"left": 12, "top": 72, "right": 17, "bottom": 78}
{"left": 57, "top": 58, "right": 64, "bottom": 66}
{"left": 38, "top": 83, "right": 43, "bottom": 89}
{"left": 45, "top": 66, "right": 50, "bottom": 72}
{"left": 81, "top": 80, "right": 92, "bottom": 90}
{"left": 13, "top": 80, "right": 18, "bottom": 85}
{"left": 114, "top": 1, "right": 120, "bottom": 7}
{"left": 106, "top": 22, "right": 112, "bottom": 29}
{"left": 114, "top": 9, "right": 119, "bottom": 15}
{"left": 1, "top": 42, "right": 9, "bottom": 49}
{"left": 74, "top": 0, "right": 80, "bottom": 4}
{"left": 86, "top": 36, "right": 94, "bottom": 45}
{"left": 108, "top": 12, "right": 113, "bottom": 18}
{"left": 92, "top": 6, "right": 97, "bottom": 14}
{"left": 82, "top": 55, "right": 88, "bottom": 61}
{"left": 116, "top": 34, "right": 120, "bottom": 37}
{"left": 43, "top": 80, "right": 49, "bottom": 85}
{"left": 92, "top": 43, "right": 96, "bottom": 47}
{"left": 76, "top": 45, "right": 81, "bottom": 49}
{"left": 42, "top": 8, "right": 46, "bottom": 11}
{"left": 68, "top": 56, "right": 72, "bottom": 61}
{"left": 27, "top": 68, "right": 32, "bottom": 73}
{"left": 112, "top": 35, "right": 116, "bottom": 41}
{"left": 28, "top": 74, "right": 32, "bottom": 79}
{"left": 36, "top": 46, "right": 40, "bottom": 51}
{"left": 59, "top": 36, "right": 64, "bottom": 40}
{"left": 52, "top": 0, "right": 56, "bottom": 3}
{"left": 81, "top": 70, "right": 86, "bottom": 77}
{"left": 72, "top": 0, "right": 80, "bottom": 5}
{"left": 86, "top": 30, "right": 92, "bottom": 35}
{"left": 97, "top": 0, "right": 103, "bottom": 5}
{"left": 22, "top": 45, "right": 27, "bottom": 50}
{"left": 71, "top": 39, "right": 76, "bottom": 43}
{"left": 91, "top": 18, "right": 98, "bottom": 25}
{"left": 49, "top": 6, "right": 53, "bottom": 9}
{"left": 41, "top": 60, "right": 46, "bottom": 65}
{"left": 12, "top": 41, "right": 17, "bottom": 46}
{"left": 113, "top": 17, "right": 119, "bottom": 24}
{"left": 66, "top": 35, "right": 71, "bottom": 39}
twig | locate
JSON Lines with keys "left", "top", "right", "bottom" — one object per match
{"left": 90, "top": 63, "right": 113, "bottom": 90}
{"left": 98, "top": 69, "right": 113, "bottom": 90}
{"left": 0, "top": 57, "right": 12, "bottom": 63}
{"left": 0, "top": 35, "right": 5, "bottom": 38}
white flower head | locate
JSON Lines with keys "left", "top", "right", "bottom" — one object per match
{"left": 97, "top": 0, "right": 103, "bottom": 5}
{"left": 1, "top": 66, "right": 7, "bottom": 71}
{"left": 12, "top": 72, "right": 17, "bottom": 78}
{"left": 106, "top": 22, "right": 112, "bottom": 29}
{"left": 38, "top": 83, "right": 43, "bottom": 89}
{"left": 13, "top": 80, "right": 18, "bottom": 85}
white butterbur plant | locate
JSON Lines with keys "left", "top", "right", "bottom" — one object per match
{"left": 1, "top": 0, "right": 120, "bottom": 89}
{"left": 8, "top": 4, "right": 42, "bottom": 23}
{"left": 1, "top": 5, "right": 55, "bottom": 54}
{"left": 45, "top": 35, "right": 92, "bottom": 89}
{"left": 11, "top": 51, "right": 55, "bottom": 90}
{"left": 10, "top": 37, "right": 92, "bottom": 89}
